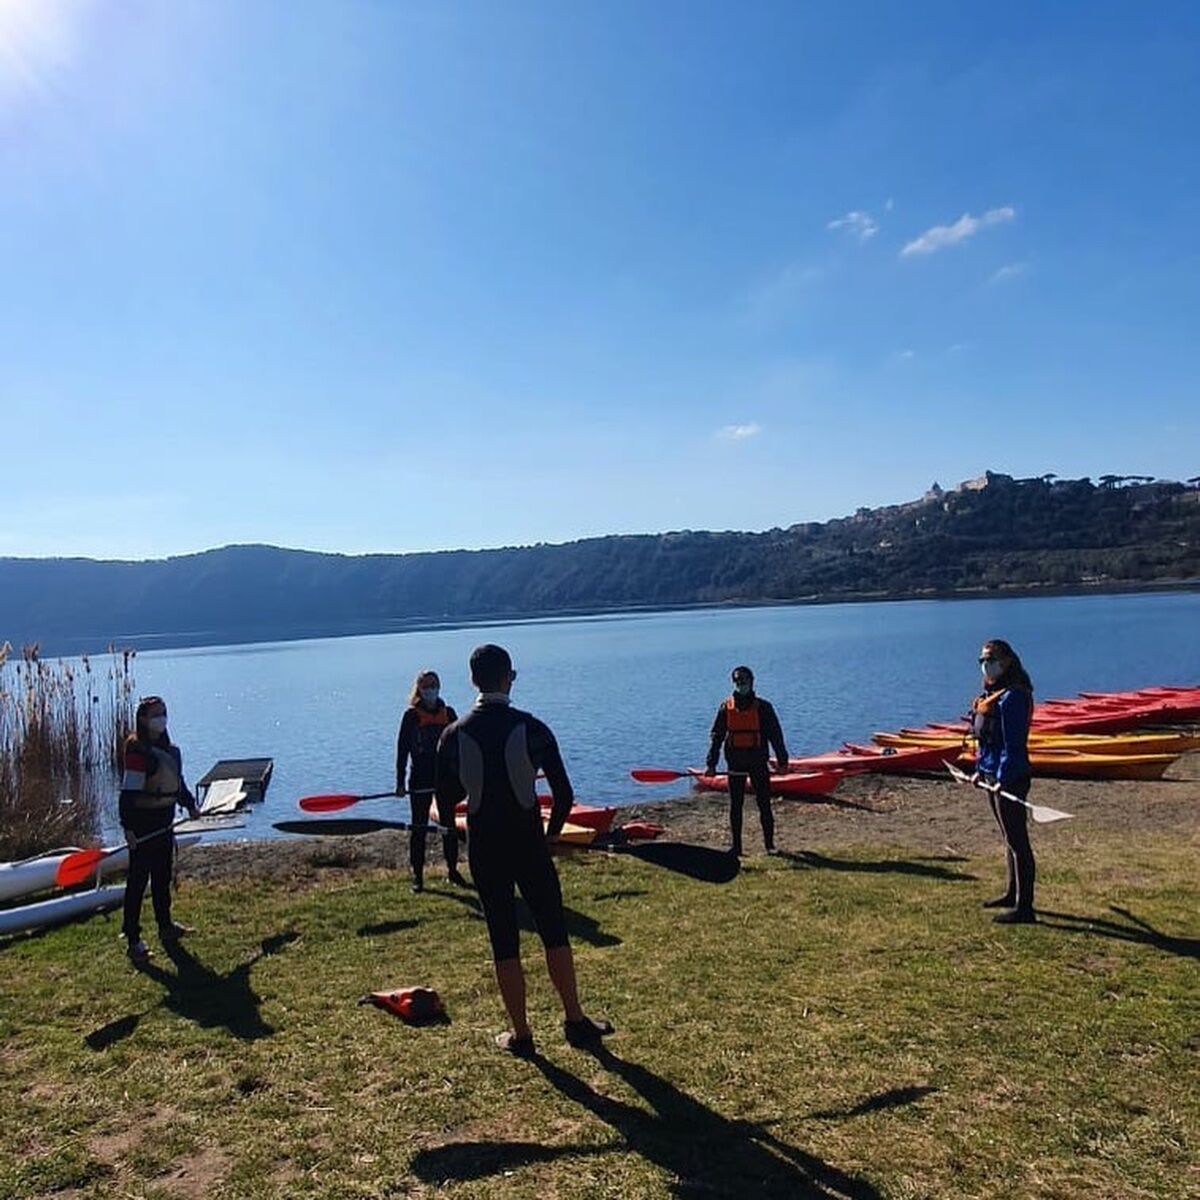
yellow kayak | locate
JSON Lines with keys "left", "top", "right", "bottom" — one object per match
{"left": 873, "top": 730, "right": 1200, "bottom": 757}
{"left": 453, "top": 817, "right": 597, "bottom": 846}
{"left": 959, "top": 749, "right": 1179, "bottom": 781}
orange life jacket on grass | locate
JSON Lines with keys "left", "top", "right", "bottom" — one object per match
{"left": 725, "top": 697, "right": 762, "bottom": 752}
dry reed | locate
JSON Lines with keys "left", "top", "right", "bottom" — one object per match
{"left": 0, "top": 643, "right": 137, "bottom": 861}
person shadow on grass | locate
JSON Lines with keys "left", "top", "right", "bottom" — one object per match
{"left": 1037, "top": 905, "right": 1198, "bottom": 960}
{"left": 410, "top": 1046, "right": 881, "bottom": 1199}
{"left": 85, "top": 931, "right": 298, "bottom": 1049}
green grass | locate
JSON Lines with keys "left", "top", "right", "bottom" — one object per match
{"left": 1, "top": 832, "right": 1197, "bottom": 1199}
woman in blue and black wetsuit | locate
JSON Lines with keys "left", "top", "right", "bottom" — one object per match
{"left": 971, "top": 639, "right": 1036, "bottom": 924}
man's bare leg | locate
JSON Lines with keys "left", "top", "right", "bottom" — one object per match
{"left": 494, "top": 957, "right": 531, "bottom": 1038}
{"left": 545, "top": 943, "right": 585, "bottom": 1022}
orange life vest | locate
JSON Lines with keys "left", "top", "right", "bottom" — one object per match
{"left": 415, "top": 705, "right": 451, "bottom": 729}
{"left": 725, "top": 696, "right": 762, "bottom": 751}
{"left": 361, "top": 986, "right": 445, "bottom": 1023}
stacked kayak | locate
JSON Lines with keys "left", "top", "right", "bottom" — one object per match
{"left": 0, "top": 886, "right": 125, "bottom": 937}
{"left": 790, "top": 743, "right": 956, "bottom": 775}
{"left": 0, "top": 833, "right": 202, "bottom": 937}
{"left": 691, "top": 769, "right": 842, "bottom": 797}
{"left": 866, "top": 681, "right": 1199, "bottom": 781}
{"left": 874, "top": 729, "right": 1200, "bottom": 757}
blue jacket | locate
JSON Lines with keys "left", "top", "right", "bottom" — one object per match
{"left": 973, "top": 687, "right": 1032, "bottom": 787}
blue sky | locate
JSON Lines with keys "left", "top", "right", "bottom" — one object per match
{"left": 2, "top": 1, "right": 1198, "bottom": 560}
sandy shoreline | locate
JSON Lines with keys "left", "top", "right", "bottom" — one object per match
{"left": 177, "top": 760, "right": 1200, "bottom": 887}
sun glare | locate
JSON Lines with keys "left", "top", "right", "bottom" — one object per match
{"left": 0, "top": 0, "right": 89, "bottom": 103}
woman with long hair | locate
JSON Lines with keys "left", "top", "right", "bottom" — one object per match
{"left": 396, "top": 669, "right": 463, "bottom": 892}
{"left": 119, "top": 696, "right": 200, "bottom": 963}
{"left": 971, "top": 639, "right": 1036, "bottom": 923}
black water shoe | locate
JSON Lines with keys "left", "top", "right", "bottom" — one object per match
{"left": 993, "top": 909, "right": 1037, "bottom": 925}
{"left": 564, "top": 1016, "right": 615, "bottom": 1048}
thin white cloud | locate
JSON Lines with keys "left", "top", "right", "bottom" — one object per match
{"left": 0, "top": 0, "right": 93, "bottom": 106}
{"left": 898, "top": 349, "right": 916, "bottom": 360}
{"left": 884, "top": 197, "right": 895, "bottom": 212}
{"left": 989, "top": 261, "right": 1029, "bottom": 284}
{"left": 741, "top": 262, "right": 822, "bottom": 327}
{"left": 716, "top": 423, "right": 763, "bottom": 441}
{"left": 901, "top": 206, "right": 1015, "bottom": 257}
{"left": 827, "top": 210, "right": 879, "bottom": 242}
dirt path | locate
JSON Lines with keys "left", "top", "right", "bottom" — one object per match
{"left": 179, "top": 755, "right": 1200, "bottom": 886}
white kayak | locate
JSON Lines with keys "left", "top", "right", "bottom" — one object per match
{"left": 0, "top": 832, "right": 204, "bottom": 904}
{"left": 0, "top": 884, "right": 126, "bottom": 937}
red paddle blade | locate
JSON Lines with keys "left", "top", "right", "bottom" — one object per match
{"left": 630, "top": 768, "right": 686, "bottom": 783}
{"left": 55, "top": 849, "right": 108, "bottom": 887}
{"left": 298, "top": 793, "right": 362, "bottom": 813}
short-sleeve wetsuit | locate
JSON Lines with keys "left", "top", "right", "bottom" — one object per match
{"left": 435, "top": 694, "right": 573, "bottom": 961}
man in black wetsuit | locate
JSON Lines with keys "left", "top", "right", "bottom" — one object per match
{"left": 706, "top": 665, "right": 789, "bottom": 856}
{"left": 436, "top": 643, "right": 613, "bottom": 1057}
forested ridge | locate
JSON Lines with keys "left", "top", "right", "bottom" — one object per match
{"left": 3, "top": 472, "right": 1198, "bottom": 652}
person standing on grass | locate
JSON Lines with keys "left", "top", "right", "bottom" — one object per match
{"left": 971, "top": 638, "right": 1037, "bottom": 924}
{"left": 396, "top": 669, "right": 463, "bottom": 893}
{"left": 119, "top": 696, "right": 200, "bottom": 965}
{"left": 435, "top": 643, "right": 613, "bottom": 1057}
{"left": 706, "top": 665, "right": 789, "bottom": 856}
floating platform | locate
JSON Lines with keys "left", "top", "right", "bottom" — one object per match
{"left": 196, "top": 758, "right": 274, "bottom": 811}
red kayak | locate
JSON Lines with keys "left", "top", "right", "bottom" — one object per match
{"left": 788, "top": 743, "right": 957, "bottom": 775}
{"left": 454, "top": 797, "right": 617, "bottom": 834}
{"left": 691, "top": 770, "right": 841, "bottom": 797}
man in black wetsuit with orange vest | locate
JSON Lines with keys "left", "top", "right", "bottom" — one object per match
{"left": 706, "top": 665, "right": 789, "bottom": 856}
{"left": 436, "top": 643, "right": 613, "bottom": 1057}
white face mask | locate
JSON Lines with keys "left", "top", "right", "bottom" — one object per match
{"left": 146, "top": 715, "right": 168, "bottom": 736}
{"left": 981, "top": 660, "right": 1004, "bottom": 683}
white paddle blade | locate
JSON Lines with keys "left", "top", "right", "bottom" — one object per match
{"left": 1027, "top": 803, "right": 1074, "bottom": 824}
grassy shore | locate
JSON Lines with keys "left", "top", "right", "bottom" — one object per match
{"left": 1, "top": 777, "right": 1197, "bottom": 1199}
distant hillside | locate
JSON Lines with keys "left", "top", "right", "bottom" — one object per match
{"left": 3, "top": 472, "right": 1199, "bottom": 654}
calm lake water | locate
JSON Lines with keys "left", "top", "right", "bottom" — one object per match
{"left": 116, "top": 591, "right": 1199, "bottom": 840}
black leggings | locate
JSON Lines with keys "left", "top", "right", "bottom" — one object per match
{"left": 122, "top": 824, "right": 174, "bottom": 941}
{"left": 408, "top": 785, "right": 458, "bottom": 872}
{"left": 469, "top": 835, "right": 568, "bottom": 962}
{"left": 728, "top": 763, "right": 775, "bottom": 852}
{"left": 986, "top": 773, "right": 1036, "bottom": 912}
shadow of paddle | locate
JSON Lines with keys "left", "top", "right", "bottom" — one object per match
{"left": 610, "top": 841, "right": 741, "bottom": 884}
{"left": 411, "top": 1140, "right": 608, "bottom": 1178}
{"left": 85, "top": 1012, "right": 142, "bottom": 1051}
{"left": 776, "top": 850, "right": 976, "bottom": 882}
{"left": 411, "top": 1047, "right": 881, "bottom": 1198}
{"left": 357, "top": 918, "right": 420, "bottom": 937}
{"left": 1038, "top": 906, "right": 1198, "bottom": 960}
{"left": 425, "top": 887, "right": 621, "bottom": 948}
{"left": 808, "top": 1084, "right": 937, "bottom": 1120}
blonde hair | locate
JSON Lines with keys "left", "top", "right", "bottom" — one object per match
{"left": 407, "top": 669, "right": 440, "bottom": 708}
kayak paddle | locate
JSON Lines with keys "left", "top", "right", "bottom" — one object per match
{"left": 54, "top": 788, "right": 248, "bottom": 887}
{"left": 274, "top": 817, "right": 459, "bottom": 837}
{"left": 945, "top": 762, "right": 1074, "bottom": 823}
{"left": 631, "top": 767, "right": 746, "bottom": 783}
{"left": 297, "top": 787, "right": 435, "bottom": 813}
